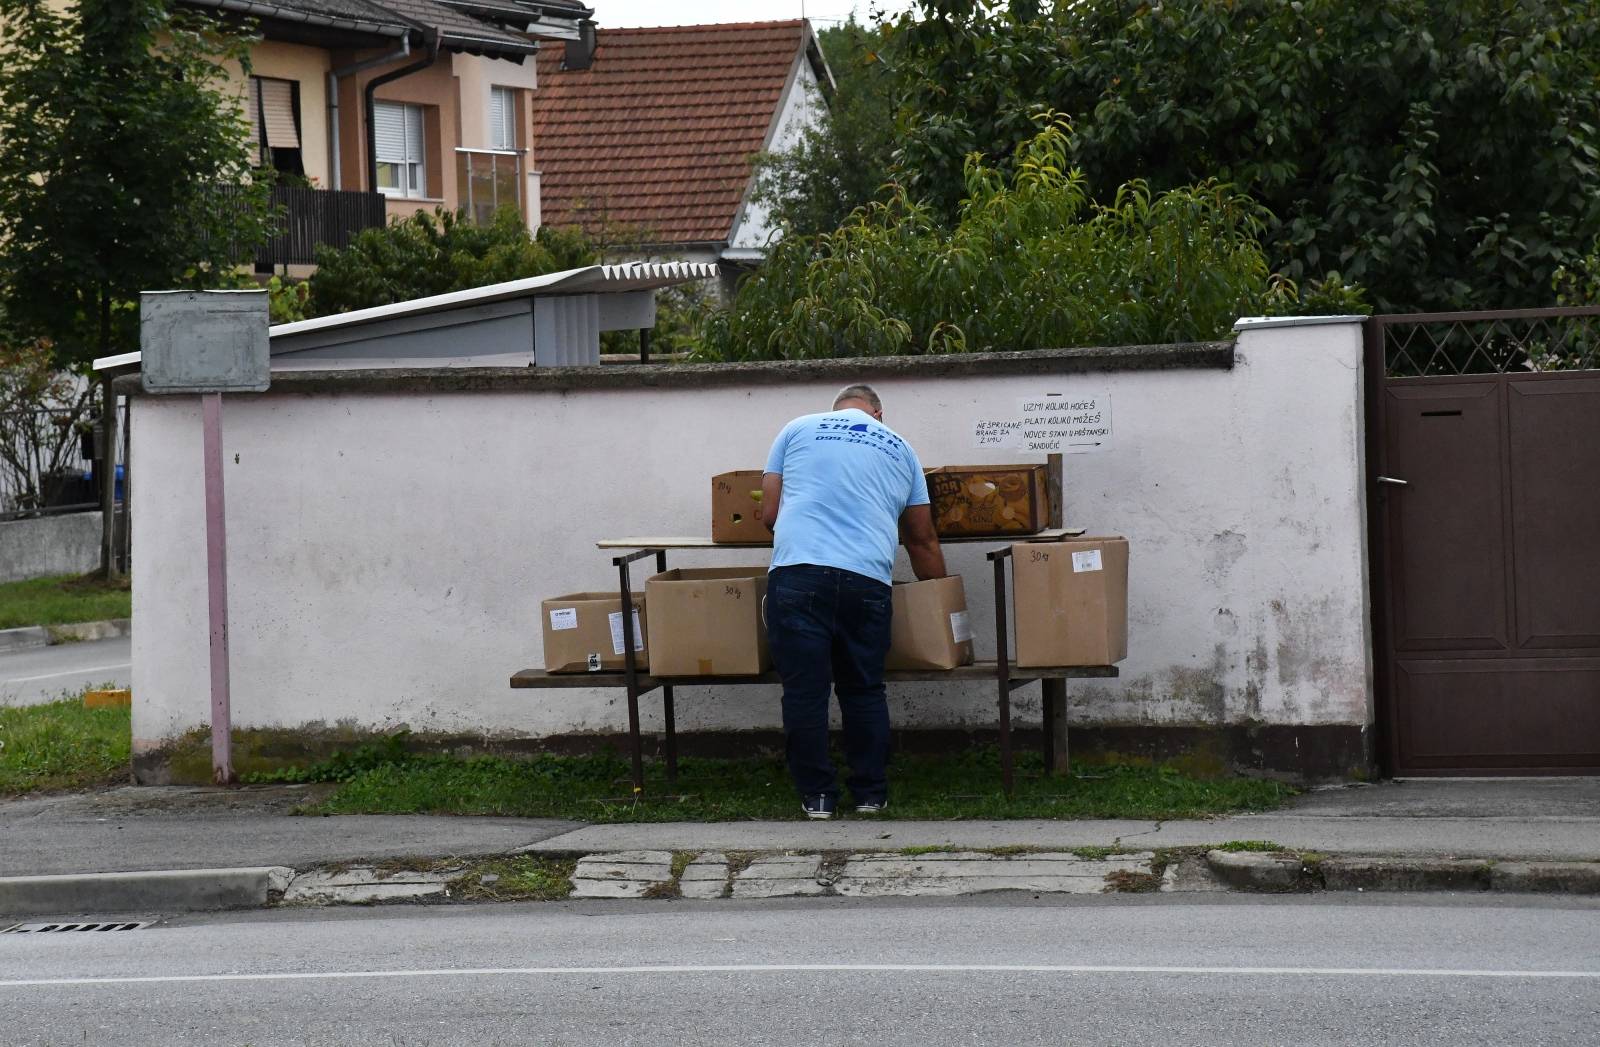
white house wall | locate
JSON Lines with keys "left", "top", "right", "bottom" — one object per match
{"left": 128, "top": 319, "right": 1370, "bottom": 767}
{"left": 452, "top": 52, "right": 539, "bottom": 230}
{"left": 726, "top": 55, "right": 824, "bottom": 254}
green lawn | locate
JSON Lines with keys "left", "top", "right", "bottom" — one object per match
{"left": 0, "top": 574, "right": 131, "bottom": 630}
{"left": 263, "top": 742, "right": 1294, "bottom": 822}
{"left": 0, "top": 697, "right": 131, "bottom": 795}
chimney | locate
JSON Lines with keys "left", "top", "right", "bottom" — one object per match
{"left": 564, "top": 20, "right": 596, "bottom": 70}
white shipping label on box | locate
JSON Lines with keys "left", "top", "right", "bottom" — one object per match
{"left": 949, "top": 610, "right": 973, "bottom": 644}
{"left": 608, "top": 610, "right": 644, "bottom": 654}
{"left": 548, "top": 608, "right": 579, "bottom": 631}
{"left": 1072, "top": 549, "right": 1103, "bottom": 573}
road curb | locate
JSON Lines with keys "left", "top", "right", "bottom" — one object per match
{"left": 0, "top": 867, "right": 291, "bottom": 918}
{"left": 1205, "top": 849, "right": 1306, "bottom": 891}
{"left": 7, "top": 851, "right": 1598, "bottom": 916}
{"left": 0, "top": 626, "right": 49, "bottom": 652}
{"left": 0, "top": 618, "right": 131, "bottom": 653}
{"left": 1204, "top": 851, "right": 1600, "bottom": 894}
{"left": 1319, "top": 856, "right": 1491, "bottom": 892}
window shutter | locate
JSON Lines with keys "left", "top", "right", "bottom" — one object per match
{"left": 259, "top": 79, "right": 300, "bottom": 150}
{"left": 374, "top": 101, "right": 407, "bottom": 162}
{"left": 490, "top": 87, "right": 515, "bottom": 151}
{"left": 406, "top": 105, "right": 424, "bottom": 163}
{"left": 244, "top": 81, "right": 263, "bottom": 166}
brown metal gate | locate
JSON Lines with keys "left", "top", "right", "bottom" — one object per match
{"left": 1367, "top": 308, "right": 1600, "bottom": 775}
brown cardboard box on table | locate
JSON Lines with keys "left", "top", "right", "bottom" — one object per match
{"left": 645, "top": 567, "right": 770, "bottom": 676}
{"left": 925, "top": 465, "right": 1050, "bottom": 538}
{"left": 711, "top": 470, "right": 769, "bottom": 543}
{"left": 541, "top": 592, "right": 647, "bottom": 673}
{"left": 886, "top": 576, "right": 975, "bottom": 671}
{"left": 1011, "top": 536, "right": 1128, "bottom": 667}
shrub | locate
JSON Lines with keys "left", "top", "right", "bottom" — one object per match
{"left": 700, "top": 119, "right": 1293, "bottom": 360}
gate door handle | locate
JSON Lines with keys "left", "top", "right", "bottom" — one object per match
{"left": 1376, "top": 476, "right": 1408, "bottom": 486}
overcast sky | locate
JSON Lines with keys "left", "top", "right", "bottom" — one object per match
{"left": 590, "top": 0, "right": 915, "bottom": 30}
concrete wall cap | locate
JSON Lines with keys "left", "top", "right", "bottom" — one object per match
{"left": 112, "top": 342, "right": 1234, "bottom": 397}
{"left": 1233, "top": 315, "right": 1368, "bottom": 332}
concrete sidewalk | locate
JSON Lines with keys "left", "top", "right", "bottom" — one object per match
{"left": 3, "top": 779, "right": 1598, "bottom": 918}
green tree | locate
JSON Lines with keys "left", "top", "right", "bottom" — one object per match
{"left": 886, "top": 0, "right": 1600, "bottom": 313}
{"left": 0, "top": 0, "right": 274, "bottom": 366}
{"left": 306, "top": 208, "right": 596, "bottom": 316}
{"left": 305, "top": 207, "right": 713, "bottom": 354}
{"left": 701, "top": 119, "right": 1291, "bottom": 360}
{"left": 749, "top": 19, "right": 900, "bottom": 236}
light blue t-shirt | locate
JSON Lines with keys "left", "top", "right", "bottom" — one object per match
{"left": 764, "top": 408, "right": 931, "bottom": 585}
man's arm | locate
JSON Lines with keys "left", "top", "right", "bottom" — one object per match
{"left": 900, "top": 503, "right": 947, "bottom": 579}
{"left": 760, "top": 472, "right": 783, "bottom": 532}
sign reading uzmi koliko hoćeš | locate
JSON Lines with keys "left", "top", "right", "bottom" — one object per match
{"left": 140, "top": 290, "right": 270, "bottom": 394}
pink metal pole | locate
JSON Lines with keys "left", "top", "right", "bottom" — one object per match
{"left": 201, "top": 393, "right": 234, "bottom": 784}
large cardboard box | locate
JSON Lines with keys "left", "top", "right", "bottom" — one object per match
{"left": 645, "top": 567, "right": 770, "bottom": 676}
{"left": 541, "top": 592, "right": 647, "bottom": 673}
{"left": 711, "top": 470, "right": 769, "bottom": 543}
{"left": 886, "top": 576, "right": 975, "bottom": 671}
{"left": 1011, "top": 536, "right": 1128, "bottom": 667}
{"left": 926, "top": 465, "right": 1050, "bottom": 538}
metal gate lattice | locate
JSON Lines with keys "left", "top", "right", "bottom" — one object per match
{"left": 1382, "top": 306, "right": 1600, "bottom": 377}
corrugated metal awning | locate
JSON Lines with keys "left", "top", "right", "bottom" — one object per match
{"left": 94, "top": 262, "right": 716, "bottom": 372}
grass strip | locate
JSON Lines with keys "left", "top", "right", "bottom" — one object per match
{"left": 0, "top": 573, "right": 131, "bottom": 630}
{"left": 266, "top": 742, "right": 1293, "bottom": 822}
{"left": 0, "top": 697, "right": 130, "bottom": 795}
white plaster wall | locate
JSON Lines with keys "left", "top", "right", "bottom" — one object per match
{"left": 727, "top": 57, "right": 824, "bottom": 253}
{"left": 129, "top": 320, "right": 1370, "bottom": 754}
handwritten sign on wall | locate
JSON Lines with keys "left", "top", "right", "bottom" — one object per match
{"left": 971, "top": 393, "right": 1113, "bottom": 453}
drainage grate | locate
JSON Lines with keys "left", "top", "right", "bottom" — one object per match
{"left": 2, "top": 921, "right": 149, "bottom": 933}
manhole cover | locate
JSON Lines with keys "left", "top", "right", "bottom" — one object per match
{"left": 1, "top": 921, "right": 149, "bottom": 933}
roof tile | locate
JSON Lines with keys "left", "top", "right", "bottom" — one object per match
{"left": 530, "top": 20, "right": 809, "bottom": 245}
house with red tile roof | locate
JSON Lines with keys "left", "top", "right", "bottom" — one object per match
{"left": 528, "top": 19, "right": 833, "bottom": 295}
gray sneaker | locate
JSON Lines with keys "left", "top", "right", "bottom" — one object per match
{"left": 802, "top": 794, "right": 836, "bottom": 820}
{"left": 854, "top": 800, "right": 888, "bottom": 814}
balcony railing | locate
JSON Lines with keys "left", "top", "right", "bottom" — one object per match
{"left": 456, "top": 148, "right": 522, "bottom": 226}
{"left": 260, "top": 186, "right": 387, "bottom": 266}
{"left": 209, "top": 185, "right": 387, "bottom": 268}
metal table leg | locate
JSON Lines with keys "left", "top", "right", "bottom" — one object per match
{"left": 988, "top": 548, "right": 1015, "bottom": 796}
{"left": 615, "top": 552, "right": 646, "bottom": 794}
{"left": 1042, "top": 678, "right": 1069, "bottom": 775}
{"left": 655, "top": 549, "right": 677, "bottom": 785}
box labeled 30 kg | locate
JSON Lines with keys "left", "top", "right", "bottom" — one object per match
{"left": 645, "top": 567, "right": 770, "bottom": 676}
{"left": 1011, "top": 536, "right": 1128, "bottom": 667}
{"left": 886, "top": 576, "right": 975, "bottom": 671}
{"left": 541, "top": 592, "right": 647, "bottom": 673}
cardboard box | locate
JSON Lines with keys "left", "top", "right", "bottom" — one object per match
{"left": 886, "top": 576, "right": 975, "bottom": 671}
{"left": 541, "top": 592, "right": 647, "bottom": 673}
{"left": 926, "top": 465, "right": 1050, "bottom": 538}
{"left": 1011, "top": 536, "right": 1128, "bottom": 667}
{"left": 645, "top": 567, "right": 770, "bottom": 676}
{"left": 711, "top": 470, "right": 769, "bottom": 543}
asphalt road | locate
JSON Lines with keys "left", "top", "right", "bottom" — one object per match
{"left": 0, "top": 635, "right": 130, "bottom": 706}
{"left": 3, "top": 893, "right": 1597, "bottom": 1046}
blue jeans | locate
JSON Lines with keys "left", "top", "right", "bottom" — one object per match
{"left": 765, "top": 564, "right": 893, "bottom": 805}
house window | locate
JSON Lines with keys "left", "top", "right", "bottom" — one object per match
{"left": 373, "top": 101, "right": 426, "bottom": 198}
{"left": 245, "top": 76, "right": 303, "bottom": 176}
{"left": 489, "top": 86, "right": 517, "bottom": 151}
